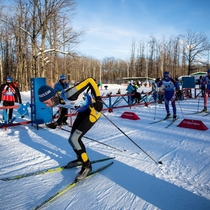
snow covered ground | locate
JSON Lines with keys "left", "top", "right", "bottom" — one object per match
{"left": 0, "top": 84, "right": 210, "bottom": 210}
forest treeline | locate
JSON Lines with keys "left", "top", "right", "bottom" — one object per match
{"left": 0, "top": 0, "right": 209, "bottom": 90}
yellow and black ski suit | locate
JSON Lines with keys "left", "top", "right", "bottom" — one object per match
{"left": 62, "top": 78, "right": 103, "bottom": 167}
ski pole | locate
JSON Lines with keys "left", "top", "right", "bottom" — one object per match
{"left": 102, "top": 113, "right": 162, "bottom": 165}
{"left": 153, "top": 91, "right": 158, "bottom": 120}
{"left": 197, "top": 90, "right": 202, "bottom": 112}
{"left": 60, "top": 127, "right": 123, "bottom": 152}
{"left": 175, "top": 93, "right": 184, "bottom": 118}
{"left": 154, "top": 101, "right": 157, "bottom": 120}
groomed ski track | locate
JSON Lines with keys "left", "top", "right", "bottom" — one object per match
{"left": 0, "top": 91, "right": 210, "bottom": 210}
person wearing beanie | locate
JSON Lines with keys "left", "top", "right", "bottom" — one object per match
{"left": 38, "top": 85, "right": 57, "bottom": 103}
{"left": 158, "top": 71, "right": 179, "bottom": 119}
{"left": 126, "top": 81, "right": 135, "bottom": 104}
{"left": 0, "top": 76, "right": 22, "bottom": 123}
{"left": 200, "top": 69, "right": 210, "bottom": 112}
{"left": 38, "top": 77, "right": 103, "bottom": 181}
{"left": 175, "top": 78, "right": 182, "bottom": 100}
{"left": 54, "top": 75, "right": 69, "bottom": 125}
{"left": 131, "top": 82, "right": 141, "bottom": 103}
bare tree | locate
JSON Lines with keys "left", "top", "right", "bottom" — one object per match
{"left": 180, "top": 30, "right": 210, "bottom": 75}
{"left": 172, "top": 36, "right": 180, "bottom": 78}
{"left": 1, "top": 0, "right": 210, "bottom": 87}
{"left": 129, "top": 39, "right": 136, "bottom": 77}
{"left": 136, "top": 41, "right": 146, "bottom": 77}
{"left": 148, "top": 35, "right": 157, "bottom": 78}
{"left": 0, "top": 0, "right": 85, "bottom": 88}
{"left": 47, "top": 13, "right": 85, "bottom": 83}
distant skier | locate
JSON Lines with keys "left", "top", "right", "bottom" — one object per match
{"left": 38, "top": 77, "right": 103, "bottom": 181}
{"left": 158, "top": 71, "right": 179, "bottom": 119}
{"left": 201, "top": 69, "right": 210, "bottom": 112}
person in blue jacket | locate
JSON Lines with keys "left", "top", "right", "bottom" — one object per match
{"left": 201, "top": 69, "right": 210, "bottom": 112}
{"left": 175, "top": 78, "right": 182, "bottom": 100}
{"left": 152, "top": 80, "right": 158, "bottom": 102}
{"left": 54, "top": 75, "right": 69, "bottom": 125}
{"left": 158, "top": 71, "right": 179, "bottom": 119}
{"left": 126, "top": 81, "right": 135, "bottom": 104}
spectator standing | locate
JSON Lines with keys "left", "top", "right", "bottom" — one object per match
{"left": 126, "top": 81, "right": 135, "bottom": 104}
{"left": 0, "top": 76, "right": 22, "bottom": 122}
{"left": 154, "top": 78, "right": 163, "bottom": 103}
{"left": 54, "top": 75, "right": 69, "bottom": 125}
{"left": 152, "top": 80, "right": 158, "bottom": 102}
{"left": 132, "top": 82, "right": 141, "bottom": 103}
{"left": 201, "top": 69, "right": 210, "bottom": 112}
{"left": 199, "top": 75, "right": 205, "bottom": 97}
{"left": 175, "top": 78, "right": 182, "bottom": 100}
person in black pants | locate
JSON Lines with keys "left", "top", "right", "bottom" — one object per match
{"left": 54, "top": 74, "right": 69, "bottom": 125}
{"left": 132, "top": 82, "right": 141, "bottom": 103}
{"left": 38, "top": 77, "right": 103, "bottom": 181}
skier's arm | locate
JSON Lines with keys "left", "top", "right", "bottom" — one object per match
{"left": 64, "top": 78, "right": 103, "bottom": 112}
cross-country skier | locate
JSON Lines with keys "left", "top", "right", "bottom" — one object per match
{"left": 158, "top": 71, "right": 179, "bottom": 119}
{"left": 38, "top": 77, "right": 103, "bottom": 181}
{"left": 201, "top": 69, "right": 210, "bottom": 112}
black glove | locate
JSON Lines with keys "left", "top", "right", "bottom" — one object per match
{"left": 94, "top": 96, "right": 103, "bottom": 112}
{"left": 46, "top": 122, "right": 58, "bottom": 129}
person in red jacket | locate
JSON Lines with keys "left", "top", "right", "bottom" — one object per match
{"left": 0, "top": 76, "right": 22, "bottom": 122}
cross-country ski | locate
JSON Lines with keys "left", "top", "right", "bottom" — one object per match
{"left": 33, "top": 161, "right": 114, "bottom": 210}
{"left": 1, "top": 79, "right": 210, "bottom": 210}
{"left": 150, "top": 116, "right": 171, "bottom": 124}
{"left": 165, "top": 117, "right": 179, "bottom": 128}
{"left": 0, "top": 157, "right": 115, "bottom": 181}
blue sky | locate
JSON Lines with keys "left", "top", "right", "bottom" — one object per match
{"left": 73, "top": 0, "right": 210, "bottom": 61}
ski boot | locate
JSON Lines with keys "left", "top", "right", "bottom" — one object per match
{"left": 173, "top": 114, "right": 177, "bottom": 120}
{"left": 75, "top": 164, "right": 92, "bottom": 181}
{"left": 201, "top": 107, "right": 207, "bottom": 113}
{"left": 165, "top": 113, "right": 170, "bottom": 119}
